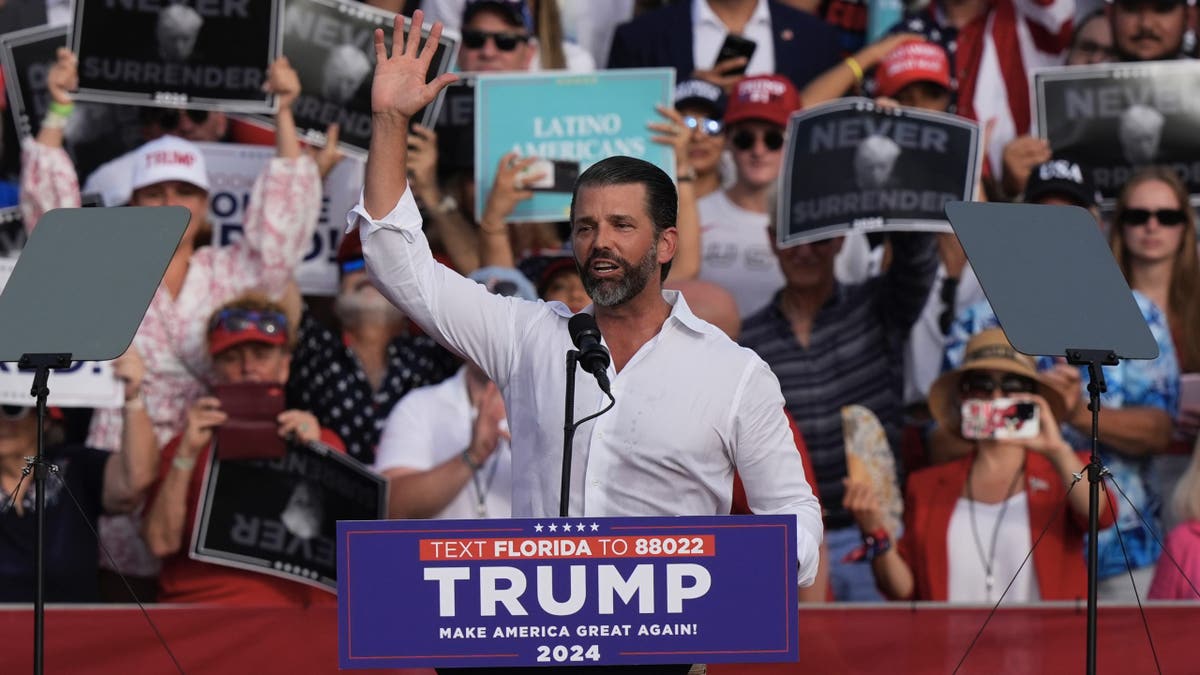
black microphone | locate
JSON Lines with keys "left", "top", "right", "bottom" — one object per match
{"left": 568, "top": 313, "right": 612, "bottom": 396}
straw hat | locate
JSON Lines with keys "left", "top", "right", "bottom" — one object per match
{"left": 927, "top": 328, "right": 1067, "bottom": 437}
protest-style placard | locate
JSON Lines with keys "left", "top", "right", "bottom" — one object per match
{"left": 193, "top": 440, "right": 387, "bottom": 592}
{"left": 434, "top": 74, "right": 476, "bottom": 173}
{"left": 1032, "top": 61, "right": 1200, "bottom": 205}
{"left": 70, "top": 0, "right": 283, "bottom": 112}
{"left": 197, "top": 142, "right": 363, "bottom": 296}
{"left": 777, "top": 98, "right": 979, "bottom": 247}
{"left": 1, "top": 23, "right": 144, "bottom": 179}
{"left": 238, "top": 0, "right": 459, "bottom": 159}
{"left": 0, "top": 208, "right": 25, "bottom": 258}
{"left": 338, "top": 515, "right": 798, "bottom": 669}
{"left": 474, "top": 69, "right": 675, "bottom": 223}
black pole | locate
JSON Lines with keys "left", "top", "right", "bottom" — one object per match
{"left": 1067, "top": 349, "right": 1113, "bottom": 675}
{"left": 560, "top": 350, "right": 579, "bottom": 518}
{"left": 19, "top": 353, "right": 70, "bottom": 675}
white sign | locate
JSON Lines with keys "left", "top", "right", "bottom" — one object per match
{"left": 198, "top": 142, "right": 364, "bottom": 296}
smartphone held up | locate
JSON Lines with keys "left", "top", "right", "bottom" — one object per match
{"left": 961, "top": 398, "right": 1040, "bottom": 440}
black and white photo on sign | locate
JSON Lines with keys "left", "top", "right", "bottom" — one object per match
{"left": 1033, "top": 61, "right": 1200, "bottom": 204}
{"left": 69, "top": 0, "right": 283, "bottom": 112}
{"left": 1, "top": 24, "right": 143, "bottom": 180}
{"left": 239, "top": 0, "right": 459, "bottom": 158}
{"left": 777, "top": 98, "right": 980, "bottom": 247}
{"left": 192, "top": 440, "right": 386, "bottom": 591}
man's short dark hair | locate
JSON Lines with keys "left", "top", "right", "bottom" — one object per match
{"left": 569, "top": 156, "right": 677, "bottom": 281}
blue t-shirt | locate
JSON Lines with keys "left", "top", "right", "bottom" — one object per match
{"left": 942, "top": 292, "right": 1180, "bottom": 579}
{"left": 0, "top": 445, "right": 108, "bottom": 602}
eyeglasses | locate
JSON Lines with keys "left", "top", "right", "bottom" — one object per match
{"left": 731, "top": 128, "right": 784, "bottom": 152}
{"left": 1119, "top": 208, "right": 1187, "bottom": 227}
{"left": 683, "top": 115, "right": 723, "bottom": 137}
{"left": 208, "top": 308, "right": 288, "bottom": 337}
{"left": 959, "top": 372, "right": 1038, "bottom": 398}
{"left": 462, "top": 29, "right": 528, "bottom": 51}
{"left": 0, "top": 405, "right": 31, "bottom": 421}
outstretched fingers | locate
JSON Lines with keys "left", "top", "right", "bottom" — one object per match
{"left": 405, "top": 10, "right": 424, "bottom": 58}
{"left": 374, "top": 27, "right": 388, "bottom": 63}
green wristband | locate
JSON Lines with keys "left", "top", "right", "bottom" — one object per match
{"left": 48, "top": 101, "right": 74, "bottom": 117}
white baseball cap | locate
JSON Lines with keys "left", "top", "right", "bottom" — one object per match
{"left": 130, "top": 135, "right": 209, "bottom": 193}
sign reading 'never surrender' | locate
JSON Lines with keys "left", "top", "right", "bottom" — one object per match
{"left": 338, "top": 515, "right": 798, "bottom": 669}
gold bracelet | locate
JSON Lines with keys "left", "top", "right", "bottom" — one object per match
{"left": 844, "top": 56, "right": 865, "bottom": 84}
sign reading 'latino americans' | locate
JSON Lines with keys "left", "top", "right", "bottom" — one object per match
{"left": 71, "top": 0, "right": 283, "bottom": 112}
{"left": 240, "top": 0, "right": 459, "bottom": 158}
{"left": 778, "top": 98, "right": 979, "bottom": 246}
{"left": 338, "top": 515, "right": 799, "bottom": 669}
{"left": 474, "top": 69, "right": 675, "bottom": 223}
{"left": 1033, "top": 61, "right": 1200, "bottom": 205}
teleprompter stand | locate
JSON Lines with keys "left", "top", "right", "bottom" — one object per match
{"left": 945, "top": 202, "right": 1159, "bottom": 675}
{"left": 0, "top": 206, "right": 188, "bottom": 674}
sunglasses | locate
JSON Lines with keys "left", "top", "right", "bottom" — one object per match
{"left": 731, "top": 129, "right": 784, "bottom": 152}
{"left": 1119, "top": 208, "right": 1187, "bottom": 227}
{"left": 208, "top": 308, "right": 288, "bottom": 337}
{"left": 462, "top": 29, "right": 528, "bottom": 51}
{"left": 1, "top": 405, "right": 31, "bottom": 421}
{"left": 959, "top": 372, "right": 1038, "bottom": 398}
{"left": 683, "top": 115, "right": 723, "bottom": 137}
{"left": 143, "top": 108, "right": 209, "bottom": 130}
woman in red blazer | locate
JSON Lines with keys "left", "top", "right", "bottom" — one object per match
{"left": 845, "top": 328, "right": 1115, "bottom": 602}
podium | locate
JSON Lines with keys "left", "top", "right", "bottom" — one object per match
{"left": 336, "top": 515, "right": 799, "bottom": 671}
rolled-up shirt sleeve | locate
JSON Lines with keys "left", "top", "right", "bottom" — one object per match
{"left": 730, "top": 359, "right": 824, "bottom": 587}
{"left": 347, "top": 187, "right": 536, "bottom": 388}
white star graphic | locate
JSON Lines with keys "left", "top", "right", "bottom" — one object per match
{"left": 548, "top": 523, "right": 558, "bottom": 532}
{"left": 562, "top": 523, "right": 574, "bottom": 533}
{"left": 590, "top": 522, "right": 600, "bottom": 532}
{"left": 534, "top": 523, "right": 544, "bottom": 533}
{"left": 577, "top": 522, "right": 587, "bottom": 532}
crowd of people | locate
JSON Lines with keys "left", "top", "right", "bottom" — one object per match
{"left": 1, "top": 0, "right": 1199, "bottom": 614}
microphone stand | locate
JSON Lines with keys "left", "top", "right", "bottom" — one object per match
{"left": 560, "top": 350, "right": 579, "bottom": 518}
{"left": 559, "top": 351, "right": 615, "bottom": 518}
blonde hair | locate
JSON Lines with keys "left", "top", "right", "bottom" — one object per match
{"left": 1171, "top": 443, "right": 1200, "bottom": 523}
{"left": 533, "top": 0, "right": 566, "bottom": 70}
{"left": 1109, "top": 167, "right": 1200, "bottom": 371}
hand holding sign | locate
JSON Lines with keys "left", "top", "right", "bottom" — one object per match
{"left": 265, "top": 56, "right": 302, "bottom": 110}
{"left": 278, "top": 409, "right": 322, "bottom": 445}
{"left": 183, "top": 396, "right": 228, "bottom": 460}
{"left": 371, "top": 11, "right": 458, "bottom": 126}
{"left": 46, "top": 47, "right": 76, "bottom": 105}
{"left": 111, "top": 347, "right": 146, "bottom": 403}
{"left": 482, "top": 153, "right": 543, "bottom": 230}
{"left": 648, "top": 104, "right": 692, "bottom": 177}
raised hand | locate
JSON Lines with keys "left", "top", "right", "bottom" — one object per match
{"left": 482, "top": 152, "right": 544, "bottom": 229}
{"left": 371, "top": 10, "right": 458, "bottom": 123}
{"left": 112, "top": 347, "right": 147, "bottom": 403}
{"left": 265, "top": 56, "right": 302, "bottom": 110}
{"left": 648, "top": 104, "right": 692, "bottom": 178}
{"left": 47, "top": 47, "right": 78, "bottom": 105}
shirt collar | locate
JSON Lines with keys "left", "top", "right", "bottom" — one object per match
{"left": 546, "top": 290, "right": 711, "bottom": 336}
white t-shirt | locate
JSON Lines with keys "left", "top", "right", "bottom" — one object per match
{"left": 904, "top": 263, "right": 985, "bottom": 405}
{"left": 947, "top": 491, "right": 1042, "bottom": 604}
{"left": 697, "top": 190, "right": 783, "bottom": 318}
{"left": 374, "top": 367, "right": 513, "bottom": 520}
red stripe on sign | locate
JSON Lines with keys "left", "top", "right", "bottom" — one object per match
{"left": 418, "top": 535, "right": 717, "bottom": 561}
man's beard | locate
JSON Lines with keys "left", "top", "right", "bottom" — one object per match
{"left": 335, "top": 283, "right": 405, "bottom": 327}
{"left": 578, "top": 244, "right": 658, "bottom": 307}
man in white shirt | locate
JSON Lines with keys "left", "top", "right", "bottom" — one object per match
{"left": 350, "top": 12, "right": 822, "bottom": 586}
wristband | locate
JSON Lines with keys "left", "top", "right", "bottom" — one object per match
{"left": 844, "top": 56, "right": 865, "bottom": 84}
{"left": 862, "top": 527, "right": 892, "bottom": 561}
{"left": 48, "top": 101, "right": 75, "bottom": 117}
{"left": 41, "top": 111, "right": 70, "bottom": 130}
{"left": 461, "top": 448, "right": 481, "bottom": 472}
{"left": 172, "top": 455, "right": 197, "bottom": 472}
{"left": 123, "top": 395, "right": 146, "bottom": 411}
{"left": 677, "top": 166, "right": 696, "bottom": 183}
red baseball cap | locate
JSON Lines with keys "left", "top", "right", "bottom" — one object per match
{"left": 207, "top": 308, "right": 289, "bottom": 356}
{"left": 875, "top": 41, "right": 952, "bottom": 99}
{"left": 723, "top": 75, "right": 800, "bottom": 128}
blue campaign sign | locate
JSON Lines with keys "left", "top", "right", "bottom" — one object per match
{"left": 473, "top": 68, "right": 676, "bottom": 224}
{"left": 338, "top": 515, "right": 798, "bottom": 669}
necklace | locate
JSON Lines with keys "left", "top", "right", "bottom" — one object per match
{"left": 469, "top": 446, "right": 503, "bottom": 518}
{"left": 965, "top": 454, "right": 1026, "bottom": 597}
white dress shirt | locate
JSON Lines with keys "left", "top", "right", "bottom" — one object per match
{"left": 348, "top": 187, "right": 822, "bottom": 585}
{"left": 692, "top": 0, "right": 776, "bottom": 77}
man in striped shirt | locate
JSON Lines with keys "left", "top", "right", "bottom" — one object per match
{"left": 741, "top": 229, "right": 938, "bottom": 600}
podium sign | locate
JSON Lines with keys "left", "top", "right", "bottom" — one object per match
{"left": 338, "top": 515, "right": 798, "bottom": 669}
